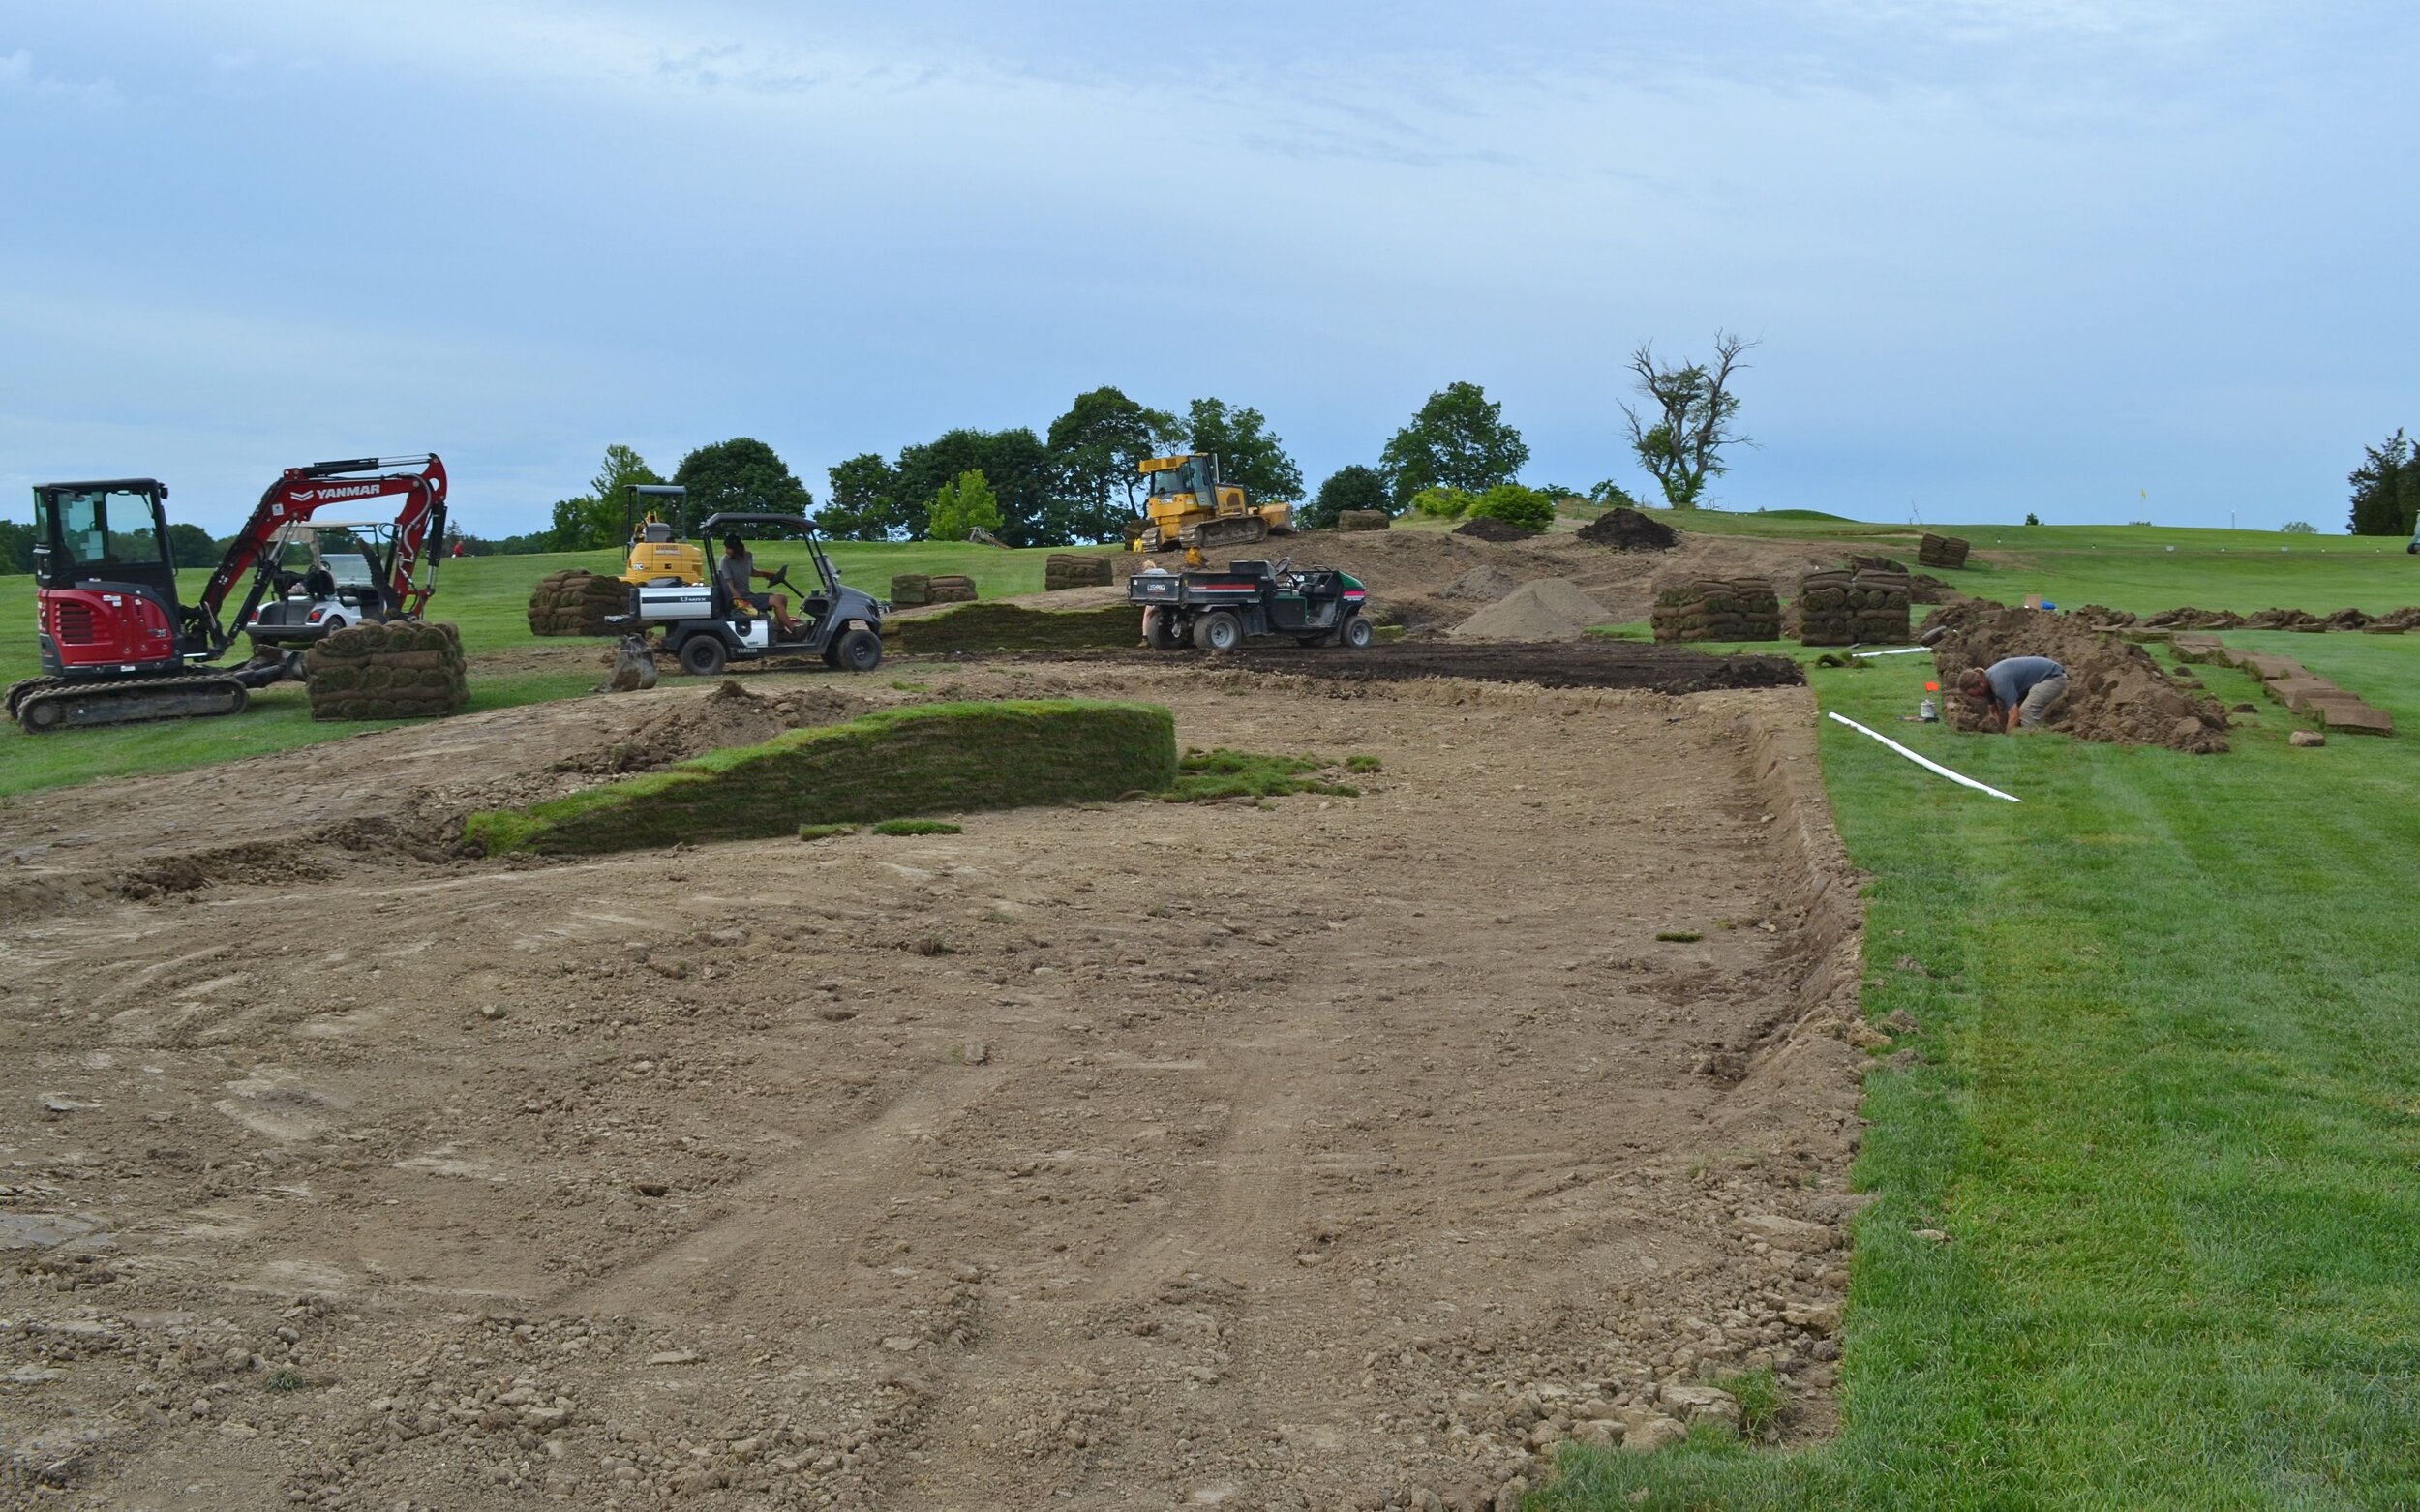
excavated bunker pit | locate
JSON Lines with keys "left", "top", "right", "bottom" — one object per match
{"left": 0, "top": 662, "right": 1870, "bottom": 1511}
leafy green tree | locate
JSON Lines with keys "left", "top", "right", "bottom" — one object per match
{"left": 2346, "top": 429, "right": 2420, "bottom": 536}
{"left": 2281, "top": 520, "right": 2318, "bottom": 534}
{"left": 1466, "top": 484, "right": 1556, "bottom": 533}
{"left": 164, "top": 522, "right": 218, "bottom": 567}
{"left": 1588, "top": 479, "right": 1644, "bottom": 509}
{"left": 820, "top": 453, "right": 905, "bottom": 541}
{"left": 1046, "top": 386, "right": 1184, "bottom": 539}
{"left": 549, "top": 496, "right": 621, "bottom": 551}
{"left": 0, "top": 518, "right": 35, "bottom": 574}
{"left": 894, "top": 428, "right": 1053, "bottom": 544}
{"left": 1185, "top": 399, "right": 1303, "bottom": 507}
{"left": 1409, "top": 486, "right": 1474, "bottom": 519}
{"left": 674, "top": 438, "right": 814, "bottom": 522}
{"left": 591, "top": 444, "right": 666, "bottom": 517}
{"left": 2024, "top": 512, "right": 2042, "bottom": 526}
{"left": 1379, "top": 381, "right": 1529, "bottom": 504}
{"left": 1300, "top": 465, "right": 1390, "bottom": 529}
{"left": 1622, "top": 333, "right": 1753, "bottom": 508}
{"left": 925, "top": 470, "right": 1005, "bottom": 542}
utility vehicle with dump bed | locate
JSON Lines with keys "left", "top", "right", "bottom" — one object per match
{"left": 1129, "top": 558, "right": 1372, "bottom": 651}
{"left": 615, "top": 511, "right": 887, "bottom": 676}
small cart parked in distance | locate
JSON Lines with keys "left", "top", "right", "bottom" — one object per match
{"left": 1129, "top": 558, "right": 1373, "bottom": 651}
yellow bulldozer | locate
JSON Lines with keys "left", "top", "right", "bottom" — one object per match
{"left": 622, "top": 483, "right": 707, "bottom": 585}
{"left": 1129, "top": 454, "right": 1294, "bottom": 554}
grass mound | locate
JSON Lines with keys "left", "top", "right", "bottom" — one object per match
{"left": 890, "top": 602, "right": 1137, "bottom": 655}
{"left": 467, "top": 700, "right": 1176, "bottom": 855}
{"left": 1162, "top": 748, "right": 1361, "bottom": 802}
{"left": 872, "top": 818, "right": 962, "bottom": 835}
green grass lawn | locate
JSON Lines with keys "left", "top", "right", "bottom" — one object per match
{"left": 1539, "top": 632, "right": 2420, "bottom": 1509}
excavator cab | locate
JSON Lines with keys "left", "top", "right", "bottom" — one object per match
{"left": 624, "top": 483, "right": 708, "bottom": 586}
{"left": 28, "top": 479, "right": 193, "bottom": 678}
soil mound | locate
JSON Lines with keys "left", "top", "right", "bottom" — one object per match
{"left": 556, "top": 680, "right": 865, "bottom": 774}
{"left": 1452, "top": 516, "right": 1534, "bottom": 542}
{"left": 1446, "top": 565, "right": 1524, "bottom": 601}
{"left": 1922, "top": 603, "right": 2229, "bottom": 753}
{"left": 1221, "top": 640, "right": 1804, "bottom": 693}
{"left": 1577, "top": 507, "right": 1679, "bottom": 551}
{"left": 1448, "top": 579, "right": 1613, "bottom": 642}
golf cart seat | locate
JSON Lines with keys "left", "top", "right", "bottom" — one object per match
{"left": 1227, "top": 559, "right": 1276, "bottom": 585}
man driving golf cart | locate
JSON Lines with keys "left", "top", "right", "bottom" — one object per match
{"left": 718, "top": 532, "right": 803, "bottom": 639}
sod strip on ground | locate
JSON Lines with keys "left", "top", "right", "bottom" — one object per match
{"left": 1539, "top": 638, "right": 2420, "bottom": 1509}
{"left": 465, "top": 699, "right": 1177, "bottom": 856}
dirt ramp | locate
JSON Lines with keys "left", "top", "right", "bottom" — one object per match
{"left": 1924, "top": 603, "right": 2229, "bottom": 752}
{"left": 555, "top": 679, "right": 869, "bottom": 774}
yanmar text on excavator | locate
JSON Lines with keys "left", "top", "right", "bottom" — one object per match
{"left": 7, "top": 455, "right": 450, "bottom": 734}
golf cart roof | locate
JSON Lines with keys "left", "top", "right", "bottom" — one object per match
{"left": 700, "top": 511, "right": 821, "bottom": 539}
{"left": 631, "top": 484, "right": 686, "bottom": 499}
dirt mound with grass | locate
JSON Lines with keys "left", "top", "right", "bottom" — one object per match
{"left": 1452, "top": 515, "right": 1534, "bottom": 542}
{"left": 1577, "top": 507, "right": 1679, "bottom": 550}
{"left": 1448, "top": 579, "right": 1613, "bottom": 641}
{"left": 1923, "top": 602, "right": 2229, "bottom": 753}
{"left": 553, "top": 679, "right": 868, "bottom": 775}
{"left": 890, "top": 600, "right": 1140, "bottom": 654}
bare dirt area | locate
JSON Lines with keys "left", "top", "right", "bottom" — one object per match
{"left": 0, "top": 659, "right": 1870, "bottom": 1511}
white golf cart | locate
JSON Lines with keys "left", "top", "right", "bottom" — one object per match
{"left": 244, "top": 520, "right": 399, "bottom": 647}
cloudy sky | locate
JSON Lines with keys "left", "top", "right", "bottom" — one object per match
{"left": 4, "top": 2, "right": 2413, "bottom": 534}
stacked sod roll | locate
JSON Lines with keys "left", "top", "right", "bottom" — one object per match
{"left": 1338, "top": 510, "right": 1391, "bottom": 531}
{"left": 925, "top": 574, "right": 978, "bottom": 603}
{"left": 1044, "top": 553, "right": 1114, "bottom": 590}
{"left": 1794, "top": 566, "right": 1913, "bottom": 646}
{"left": 1917, "top": 532, "right": 1972, "bottom": 569}
{"left": 306, "top": 621, "right": 469, "bottom": 721}
{"left": 1650, "top": 577, "right": 1781, "bottom": 643}
{"left": 890, "top": 573, "right": 930, "bottom": 607}
{"left": 527, "top": 569, "right": 632, "bottom": 636}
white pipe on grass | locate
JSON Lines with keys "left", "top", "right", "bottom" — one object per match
{"left": 1826, "top": 711, "right": 2021, "bottom": 803}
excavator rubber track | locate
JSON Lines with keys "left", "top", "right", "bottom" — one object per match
{"left": 1180, "top": 515, "right": 1272, "bottom": 552}
{"left": 13, "top": 672, "right": 250, "bottom": 734}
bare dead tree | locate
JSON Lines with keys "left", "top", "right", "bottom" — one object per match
{"left": 1620, "top": 331, "right": 1756, "bottom": 508}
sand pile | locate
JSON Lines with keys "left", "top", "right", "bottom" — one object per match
{"left": 1577, "top": 508, "right": 1679, "bottom": 550}
{"left": 1447, "top": 564, "right": 1524, "bottom": 601}
{"left": 556, "top": 679, "right": 865, "bottom": 773}
{"left": 1448, "top": 578, "right": 1613, "bottom": 642}
{"left": 1923, "top": 603, "right": 2229, "bottom": 754}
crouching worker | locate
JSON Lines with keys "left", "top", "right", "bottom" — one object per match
{"left": 719, "top": 534, "right": 802, "bottom": 639}
{"left": 1958, "top": 656, "right": 2068, "bottom": 733}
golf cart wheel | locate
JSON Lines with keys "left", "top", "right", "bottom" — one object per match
{"left": 679, "top": 635, "right": 729, "bottom": 677}
{"left": 833, "top": 627, "right": 883, "bottom": 673}
{"left": 1340, "top": 615, "right": 1375, "bottom": 650}
{"left": 1193, "top": 611, "right": 1242, "bottom": 652}
{"left": 1144, "top": 609, "right": 1184, "bottom": 650}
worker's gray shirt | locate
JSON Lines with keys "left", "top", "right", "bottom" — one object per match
{"left": 1986, "top": 655, "right": 2066, "bottom": 708}
{"left": 719, "top": 551, "right": 755, "bottom": 597}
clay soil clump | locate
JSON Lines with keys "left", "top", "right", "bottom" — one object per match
{"left": 1924, "top": 602, "right": 2230, "bottom": 753}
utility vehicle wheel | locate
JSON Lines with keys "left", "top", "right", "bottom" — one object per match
{"left": 679, "top": 635, "right": 729, "bottom": 677}
{"left": 833, "top": 627, "right": 884, "bottom": 673}
{"left": 1144, "top": 610, "right": 1184, "bottom": 650}
{"left": 324, "top": 616, "right": 347, "bottom": 632}
{"left": 1193, "top": 611, "right": 1242, "bottom": 652}
{"left": 1340, "top": 615, "right": 1375, "bottom": 650}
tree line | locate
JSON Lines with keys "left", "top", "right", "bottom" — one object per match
{"left": 2347, "top": 429, "right": 2420, "bottom": 537}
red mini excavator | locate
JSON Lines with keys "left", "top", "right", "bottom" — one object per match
{"left": 7, "top": 455, "right": 449, "bottom": 734}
